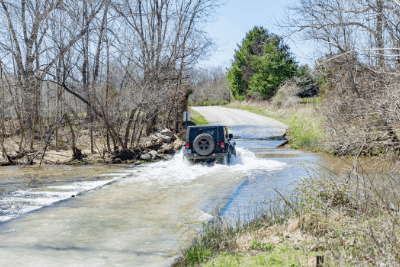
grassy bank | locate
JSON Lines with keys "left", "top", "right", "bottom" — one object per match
{"left": 190, "top": 108, "right": 209, "bottom": 125}
{"left": 226, "top": 101, "right": 324, "bottom": 152}
{"left": 176, "top": 165, "right": 400, "bottom": 266}
{"left": 191, "top": 100, "right": 230, "bottom": 107}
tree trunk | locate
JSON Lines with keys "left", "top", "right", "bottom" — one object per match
{"left": 376, "top": 0, "right": 384, "bottom": 68}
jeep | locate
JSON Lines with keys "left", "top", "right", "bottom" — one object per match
{"left": 183, "top": 125, "right": 236, "bottom": 164}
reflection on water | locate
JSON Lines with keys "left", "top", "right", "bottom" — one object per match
{"left": 0, "top": 141, "right": 331, "bottom": 266}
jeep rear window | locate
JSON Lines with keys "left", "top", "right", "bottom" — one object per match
{"left": 198, "top": 128, "right": 215, "bottom": 136}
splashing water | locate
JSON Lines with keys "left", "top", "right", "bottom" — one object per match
{"left": 124, "top": 147, "right": 286, "bottom": 185}
{"left": 0, "top": 147, "right": 285, "bottom": 224}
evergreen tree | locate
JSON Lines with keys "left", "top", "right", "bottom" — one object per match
{"left": 227, "top": 26, "right": 297, "bottom": 100}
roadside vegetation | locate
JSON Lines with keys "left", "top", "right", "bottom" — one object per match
{"left": 177, "top": 164, "right": 400, "bottom": 266}
{"left": 181, "top": 1, "right": 400, "bottom": 266}
{"left": 189, "top": 109, "right": 209, "bottom": 126}
{"left": 227, "top": 101, "right": 324, "bottom": 152}
{"left": 191, "top": 100, "right": 229, "bottom": 107}
{"left": 223, "top": 73, "right": 324, "bottom": 151}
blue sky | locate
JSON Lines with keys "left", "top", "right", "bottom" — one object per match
{"left": 199, "top": 0, "right": 315, "bottom": 69}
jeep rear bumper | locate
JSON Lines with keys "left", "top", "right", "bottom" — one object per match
{"left": 183, "top": 149, "right": 226, "bottom": 160}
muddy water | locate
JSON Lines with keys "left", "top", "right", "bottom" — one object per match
{"left": 0, "top": 139, "right": 334, "bottom": 266}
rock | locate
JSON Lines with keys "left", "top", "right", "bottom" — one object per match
{"left": 113, "top": 149, "right": 137, "bottom": 161}
{"left": 150, "top": 135, "right": 164, "bottom": 145}
{"left": 171, "top": 134, "right": 178, "bottom": 142}
{"left": 143, "top": 141, "right": 153, "bottom": 147}
{"left": 177, "top": 130, "right": 186, "bottom": 140}
{"left": 160, "top": 129, "right": 174, "bottom": 137}
{"left": 143, "top": 139, "right": 163, "bottom": 151}
{"left": 161, "top": 135, "right": 171, "bottom": 143}
{"left": 158, "top": 143, "right": 174, "bottom": 154}
{"left": 148, "top": 150, "right": 162, "bottom": 160}
{"left": 173, "top": 139, "right": 185, "bottom": 151}
{"left": 155, "top": 133, "right": 171, "bottom": 143}
{"left": 164, "top": 154, "right": 173, "bottom": 160}
{"left": 140, "top": 153, "right": 152, "bottom": 160}
{"left": 112, "top": 158, "right": 123, "bottom": 164}
{"left": 153, "top": 154, "right": 162, "bottom": 160}
{"left": 148, "top": 150, "right": 158, "bottom": 157}
{"left": 150, "top": 135, "right": 159, "bottom": 141}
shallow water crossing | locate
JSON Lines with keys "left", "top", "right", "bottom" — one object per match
{"left": 0, "top": 141, "right": 328, "bottom": 266}
{"left": 0, "top": 106, "right": 335, "bottom": 266}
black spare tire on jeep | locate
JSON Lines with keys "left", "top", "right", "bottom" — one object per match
{"left": 193, "top": 133, "right": 215, "bottom": 156}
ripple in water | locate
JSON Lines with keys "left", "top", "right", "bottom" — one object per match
{"left": 0, "top": 175, "right": 126, "bottom": 223}
{"left": 0, "top": 148, "right": 285, "bottom": 224}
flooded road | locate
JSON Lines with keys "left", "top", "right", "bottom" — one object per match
{"left": 0, "top": 107, "right": 332, "bottom": 266}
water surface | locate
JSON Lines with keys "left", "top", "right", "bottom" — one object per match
{"left": 0, "top": 139, "right": 331, "bottom": 266}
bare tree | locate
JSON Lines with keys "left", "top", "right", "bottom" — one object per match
{"left": 282, "top": 0, "right": 400, "bottom": 69}
{"left": 281, "top": 0, "right": 400, "bottom": 155}
{"left": 189, "top": 66, "right": 230, "bottom": 104}
{"left": 0, "top": 0, "right": 220, "bottom": 165}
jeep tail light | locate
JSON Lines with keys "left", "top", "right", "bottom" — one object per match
{"left": 185, "top": 142, "right": 189, "bottom": 148}
{"left": 221, "top": 142, "right": 225, "bottom": 148}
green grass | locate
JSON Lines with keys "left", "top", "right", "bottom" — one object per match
{"left": 225, "top": 105, "right": 324, "bottom": 151}
{"left": 203, "top": 246, "right": 314, "bottom": 267}
{"left": 191, "top": 100, "right": 230, "bottom": 107}
{"left": 189, "top": 108, "right": 208, "bottom": 125}
{"left": 281, "top": 112, "right": 324, "bottom": 150}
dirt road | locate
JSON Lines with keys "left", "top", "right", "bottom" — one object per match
{"left": 191, "top": 106, "right": 288, "bottom": 139}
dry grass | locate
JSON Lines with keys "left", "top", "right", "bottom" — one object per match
{"left": 228, "top": 99, "right": 316, "bottom": 119}
{"left": 177, "top": 161, "right": 400, "bottom": 267}
{"left": 234, "top": 211, "right": 351, "bottom": 253}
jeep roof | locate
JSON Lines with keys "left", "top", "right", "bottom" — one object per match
{"left": 185, "top": 125, "right": 228, "bottom": 142}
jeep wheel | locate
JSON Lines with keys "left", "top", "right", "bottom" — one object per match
{"left": 193, "top": 133, "right": 215, "bottom": 156}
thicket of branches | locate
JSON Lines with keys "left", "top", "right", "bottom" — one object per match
{"left": 188, "top": 66, "right": 230, "bottom": 105}
{"left": 284, "top": 0, "right": 400, "bottom": 155}
{"left": 0, "top": 0, "right": 219, "bottom": 163}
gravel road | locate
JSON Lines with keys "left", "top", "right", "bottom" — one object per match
{"left": 191, "top": 106, "right": 288, "bottom": 139}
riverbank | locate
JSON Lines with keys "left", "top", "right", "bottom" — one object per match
{"left": 176, "top": 162, "right": 400, "bottom": 266}
{"left": 0, "top": 127, "right": 186, "bottom": 166}
{"left": 189, "top": 108, "right": 208, "bottom": 126}
{"left": 225, "top": 101, "right": 324, "bottom": 152}
{"left": 0, "top": 111, "right": 210, "bottom": 167}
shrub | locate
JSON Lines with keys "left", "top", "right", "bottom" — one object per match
{"left": 271, "top": 78, "right": 302, "bottom": 108}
